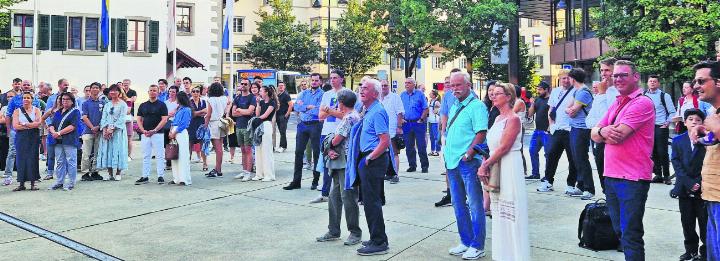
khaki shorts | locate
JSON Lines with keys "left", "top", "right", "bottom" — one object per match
{"left": 236, "top": 129, "right": 252, "bottom": 146}
{"left": 209, "top": 121, "right": 226, "bottom": 139}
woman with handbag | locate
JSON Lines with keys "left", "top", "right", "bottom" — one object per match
{"left": 11, "top": 91, "right": 42, "bottom": 191}
{"left": 477, "top": 83, "right": 529, "bottom": 260}
{"left": 188, "top": 86, "right": 208, "bottom": 171}
{"left": 253, "top": 85, "right": 277, "bottom": 181}
{"left": 96, "top": 84, "right": 129, "bottom": 181}
{"left": 169, "top": 92, "right": 192, "bottom": 186}
{"left": 48, "top": 93, "right": 81, "bottom": 190}
{"left": 204, "top": 83, "right": 229, "bottom": 178}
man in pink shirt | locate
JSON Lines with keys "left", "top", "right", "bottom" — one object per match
{"left": 591, "top": 60, "right": 655, "bottom": 260}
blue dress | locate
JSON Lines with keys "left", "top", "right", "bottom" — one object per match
{"left": 188, "top": 99, "right": 206, "bottom": 144}
{"left": 14, "top": 106, "right": 41, "bottom": 183}
{"left": 96, "top": 101, "right": 129, "bottom": 170}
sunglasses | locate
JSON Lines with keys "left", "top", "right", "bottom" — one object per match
{"left": 240, "top": 83, "right": 248, "bottom": 86}
{"left": 692, "top": 78, "right": 717, "bottom": 86}
{"left": 192, "top": 90, "right": 200, "bottom": 93}
{"left": 612, "top": 73, "right": 631, "bottom": 79}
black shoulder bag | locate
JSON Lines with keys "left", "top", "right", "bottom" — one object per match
{"left": 550, "top": 89, "right": 573, "bottom": 121}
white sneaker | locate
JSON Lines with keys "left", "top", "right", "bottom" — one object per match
{"left": 261, "top": 178, "right": 275, "bottom": 182}
{"left": 234, "top": 173, "right": 245, "bottom": 179}
{"left": 461, "top": 247, "right": 485, "bottom": 260}
{"left": 309, "top": 196, "right": 328, "bottom": 204}
{"left": 581, "top": 191, "right": 594, "bottom": 200}
{"left": 114, "top": 175, "right": 122, "bottom": 181}
{"left": 251, "top": 176, "right": 262, "bottom": 181}
{"left": 40, "top": 154, "right": 46, "bottom": 161}
{"left": 278, "top": 148, "right": 286, "bottom": 153}
{"left": 241, "top": 174, "right": 254, "bottom": 182}
{"left": 448, "top": 244, "right": 469, "bottom": 256}
{"left": 537, "top": 180, "right": 554, "bottom": 192}
{"left": 565, "top": 186, "right": 583, "bottom": 197}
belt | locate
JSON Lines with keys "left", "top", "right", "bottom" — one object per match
{"left": 302, "top": 120, "right": 320, "bottom": 125}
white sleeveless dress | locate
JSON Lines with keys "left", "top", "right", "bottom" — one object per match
{"left": 487, "top": 116, "right": 530, "bottom": 260}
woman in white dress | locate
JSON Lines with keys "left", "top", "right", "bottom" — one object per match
{"left": 478, "top": 82, "right": 530, "bottom": 260}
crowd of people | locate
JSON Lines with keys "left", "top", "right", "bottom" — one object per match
{"left": 6, "top": 55, "right": 720, "bottom": 259}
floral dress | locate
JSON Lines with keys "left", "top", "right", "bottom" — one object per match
{"left": 96, "top": 101, "right": 129, "bottom": 170}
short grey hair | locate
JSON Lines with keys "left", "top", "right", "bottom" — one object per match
{"left": 405, "top": 77, "right": 416, "bottom": 84}
{"left": 365, "top": 78, "right": 382, "bottom": 96}
{"left": 451, "top": 71, "right": 472, "bottom": 85}
{"left": 337, "top": 89, "right": 357, "bottom": 108}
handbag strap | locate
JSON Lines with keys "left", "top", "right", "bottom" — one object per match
{"left": 447, "top": 96, "right": 475, "bottom": 130}
{"left": 57, "top": 108, "right": 76, "bottom": 132}
{"left": 19, "top": 107, "right": 33, "bottom": 123}
{"left": 551, "top": 88, "right": 573, "bottom": 116}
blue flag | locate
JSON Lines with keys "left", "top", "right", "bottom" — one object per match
{"left": 101, "top": 0, "right": 110, "bottom": 48}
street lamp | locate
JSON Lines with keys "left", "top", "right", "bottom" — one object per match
{"left": 313, "top": 0, "right": 331, "bottom": 77}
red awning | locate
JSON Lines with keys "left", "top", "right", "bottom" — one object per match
{"left": 168, "top": 49, "right": 205, "bottom": 69}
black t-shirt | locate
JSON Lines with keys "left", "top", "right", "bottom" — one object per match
{"left": 258, "top": 99, "right": 277, "bottom": 122}
{"left": 233, "top": 94, "right": 255, "bottom": 128}
{"left": 533, "top": 95, "right": 550, "bottom": 131}
{"left": 277, "top": 91, "right": 291, "bottom": 117}
{"left": 126, "top": 88, "right": 137, "bottom": 115}
{"left": 137, "top": 100, "right": 168, "bottom": 131}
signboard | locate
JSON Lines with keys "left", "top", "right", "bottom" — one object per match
{"left": 238, "top": 69, "right": 277, "bottom": 86}
{"left": 562, "top": 64, "right": 573, "bottom": 70}
{"left": 392, "top": 80, "right": 398, "bottom": 93}
{"left": 491, "top": 25, "right": 509, "bottom": 65}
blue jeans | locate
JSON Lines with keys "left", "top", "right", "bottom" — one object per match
{"left": 292, "top": 122, "right": 321, "bottom": 185}
{"left": 4, "top": 130, "right": 15, "bottom": 177}
{"left": 320, "top": 134, "right": 330, "bottom": 197}
{"left": 529, "top": 130, "right": 549, "bottom": 176}
{"left": 46, "top": 143, "right": 56, "bottom": 176}
{"left": 53, "top": 144, "right": 78, "bottom": 189}
{"left": 708, "top": 202, "right": 720, "bottom": 260}
{"left": 605, "top": 177, "right": 649, "bottom": 261}
{"left": 570, "top": 127, "right": 594, "bottom": 194}
{"left": 447, "top": 158, "right": 485, "bottom": 249}
{"left": 428, "top": 123, "right": 440, "bottom": 152}
{"left": 402, "top": 122, "right": 428, "bottom": 169}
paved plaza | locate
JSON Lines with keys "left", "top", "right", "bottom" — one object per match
{"left": 0, "top": 122, "right": 687, "bottom": 260}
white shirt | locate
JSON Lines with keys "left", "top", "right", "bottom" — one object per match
{"left": 207, "top": 96, "right": 228, "bottom": 121}
{"left": 380, "top": 92, "right": 405, "bottom": 138}
{"left": 320, "top": 88, "right": 348, "bottom": 136}
{"left": 586, "top": 86, "right": 619, "bottom": 128}
{"left": 428, "top": 98, "right": 440, "bottom": 124}
{"left": 548, "top": 86, "right": 576, "bottom": 133}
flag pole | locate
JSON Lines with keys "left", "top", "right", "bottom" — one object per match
{"left": 172, "top": 1, "right": 177, "bottom": 83}
{"left": 106, "top": 16, "right": 111, "bottom": 87}
{"left": 32, "top": 0, "right": 38, "bottom": 85}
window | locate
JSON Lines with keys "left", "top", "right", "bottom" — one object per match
{"left": 391, "top": 58, "right": 404, "bottom": 70}
{"left": 12, "top": 14, "right": 33, "bottom": 48}
{"left": 128, "top": 20, "right": 147, "bottom": 52}
{"left": 520, "top": 36, "right": 526, "bottom": 45}
{"left": 225, "top": 52, "right": 241, "bottom": 62}
{"left": 527, "top": 19, "right": 541, "bottom": 27}
{"left": 68, "top": 17, "right": 83, "bottom": 50}
{"left": 233, "top": 17, "right": 244, "bottom": 33}
{"left": 85, "top": 18, "right": 99, "bottom": 51}
{"left": 177, "top": 6, "right": 192, "bottom": 33}
{"left": 534, "top": 55, "right": 544, "bottom": 69}
{"left": 431, "top": 56, "right": 444, "bottom": 70}
{"left": 458, "top": 58, "right": 467, "bottom": 69}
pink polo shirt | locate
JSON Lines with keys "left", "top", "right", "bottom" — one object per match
{"left": 597, "top": 88, "right": 655, "bottom": 181}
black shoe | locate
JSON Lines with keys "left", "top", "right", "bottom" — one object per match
{"left": 421, "top": 168, "right": 428, "bottom": 173}
{"left": 384, "top": 175, "right": 393, "bottom": 181}
{"left": 678, "top": 252, "right": 697, "bottom": 261}
{"left": 206, "top": 169, "right": 218, "bottom": 178}
{"left": 406, "top": 167, "right": 416, "bottom": 173}
{"left": 81, "top": 174, "right": 92, "bottom": 181}
{"left": 310, "top": 184, "right": 318, "bottom": 190}
{"left": 525, "top": 174, "right": 541, "bottom": 180}
{"left": 179, "top": 182, "right": 187, "bottom": 186}
{"left": 157, "top": 177, "right": 165, "bottom": 184}
{"left": 135, "top": 177, "right": 149, "bottom": 185}
{"left": 168, "top": 181, "right": 177, "bottom": 185}
{"left": 651, "top": 176, "right": 664, "bottom": 183}
{"left": 91, "top": 172, "right": 104, "bottom": 181}
{"left": 434, "top": 194, "right": 452, "bottom": 207}
{"left": 390, "top": 176, "right": 399, "bottom": 184}
{"left": 283, "top": 183, "right": 300, "bottom": 190}
{"left": 217, "top": 172, "right": 223, "bottom": 177}
{"left": 357, "top": 242, "right": 389, "bottom": 256}
{"left": 664, "top": 178, "right": 672, "bottom": 185}
{"left": 49, "top": 184, "right": 63, "bottom": 190}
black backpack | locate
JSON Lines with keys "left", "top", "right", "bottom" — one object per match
{"left": 578, "top": 199, "right": 620, "bottom": 251}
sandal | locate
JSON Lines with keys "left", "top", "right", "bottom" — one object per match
{"left": 202, "top": 166, "right": 208, "bottom": 171}
{"left": 43, "top": 175, "right": 53, "bottom": 180}
{"left": 30, "top": 185, "right": 39, "bottom": 191}
{"left": 12, "top": 186, "right": 26, "bottom": 192}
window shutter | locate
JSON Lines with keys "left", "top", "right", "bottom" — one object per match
{"left": 148, "top": 20, "right": 159, "bottom": 53}
{"left": 38, "top": 15, "right": 50, "bottom": 50}
{"left": 108, "top": 18, "right": 117, "bottom": 52}
{"left": 0, "top": 14, "right": 11, "bottom": 49}
{"left": 50, "top": 15, "right": 67, "bottom": 51}
{"left": 116, "top": 18, "right": 127, "bottom": 52}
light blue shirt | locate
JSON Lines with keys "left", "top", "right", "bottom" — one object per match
{"left": 400, "top": 89, "right": 428, "bottom": 121}
{"left": 548, "top": 86, "right": 576, "bottom": 133}
{"left": 644, "top": 88, "right": 677, "bottom": 125}
{"left": 569, "top": 86, "right": 593, "bottom": 129}
{"left": 586, "top": 87, "right": 618, "bottom": 128}
{"left": 172, "top": 106, "right": 191, "bottom": 133}
{"left": 158, "top": 91, "right": 169, "bottom": 103}
{"left": 444, "top": 96, "right": 488, "bottom": 169}
{"left": 359, "top": 100, "right": 389, "bottom": 153}
{"left": 439, "top": 91, "right": 457, "bottom": 117}
{"left": 293, "top": 88, "right": 324, "bottom": 122}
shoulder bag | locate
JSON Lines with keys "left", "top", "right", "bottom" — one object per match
{"left": 165, "top": 139, "right": 179, "bottom": 160}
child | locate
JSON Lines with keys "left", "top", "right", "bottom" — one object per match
{"left": 671, "top": 108, "right": 708, "bottom": 261}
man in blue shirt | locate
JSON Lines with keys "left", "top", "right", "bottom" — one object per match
{"left": 4, "top": 80, "right": 42, "bottom": 186}
{"left": 284, "top": 73, "right": 324, "bottom": 190}
{"left": 355, "top": 78, "right": 391, "bottom": 256}
{"left": 645, "top": 75, "right": 677, "bottom": 184}
{"left": 565, "top": 68, "right": 595, "bottom": 200}
{"left": 157, "top": 79, "right": 169, "bottom": 102}
{"left": 80, "top": 83, "right": 106, "bottom": 181}
{"left": 400, "top": 78, "right": 429, "bottom": 173}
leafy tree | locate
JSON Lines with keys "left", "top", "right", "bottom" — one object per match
{"left": 0, "top": 0, "right": 25, "bottom": 40}
{"left": 436, "top": 0, "right": 516, "bottom": 80}
{"left": 365, "top": 0, "right": 438, "bottom": 78}
{"left": 326, "top": 0, "right": 384, "bottom": 88}
{"left": 596, "top": 0, "right": 720, "bottom": 80}
{"left": 239, "top": 0, "right": 321, "bottom": 73}
{"left": 473, "top": 41, "right": 539, "bottom": 90}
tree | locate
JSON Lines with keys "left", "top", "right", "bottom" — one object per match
{"left": 365, "top": 0, "right": 438, "bottom": 78}
{"left": 436, "top": 0, "right": 516, "bottom": 80}
{"left": 326, "top": 0, "right": 384, "bottom": 88}
{"left": 596, "top": 0, "right": 720, "bottom": 80}
{"left": 473, "top": 41, "right": 539, "bottom": 90}
{"left": 0, "top": 0, "right": 25, "bottom": 40}
{"left": 239, "top": 0, "right": 321, "bottom": 73}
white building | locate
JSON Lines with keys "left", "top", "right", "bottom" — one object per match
{"left": 0, "top": 0, "right": 220, "bottom": 98}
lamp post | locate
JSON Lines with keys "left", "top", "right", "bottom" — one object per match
{"left": 313, "top": 0, "right": 337, "bottom": 77}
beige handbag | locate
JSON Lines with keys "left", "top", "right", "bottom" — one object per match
{"left": 483, "top": 160, "right": 500, "bottom": 192}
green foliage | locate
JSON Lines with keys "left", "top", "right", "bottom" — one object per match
{"left": 326, "top": 0, "right": 384, "bottom": 87}
{"left": 473, "top": 41, "right": 538, "bottom": 89}
{"left": 596, "top": 0, "right": 720, "bottom": 80}
{"left": 0, "top": 0, "right": 25, "bottom": 38}
{"left": 364, "top": 0, "right": 438, "bottom": 77}
{"left": 239, "top": 0, "right": 321, "bottom": 73}
{"left": 436, "top": 0, "right": 516, "bottom": 79}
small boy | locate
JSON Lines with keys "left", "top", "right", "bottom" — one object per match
{"left": 671, "top": 108, "right": 708, "bottom": 261}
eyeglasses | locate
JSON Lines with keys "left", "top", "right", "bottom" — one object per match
{"left": 192, "top": 90, "right": 200, "bottom": 93}
{"left": 692, "top": 78, "right": 717, "bottom": 86}
{"left": 22, "top": 84, "right": 30, "bottom": 86}
{"left": 240, "top": 83, "right": 248, "bottom": 86}
{"left": 612, "top": 73, "right": 631, "bottom": 79}
{"left": 382, "top": 84, "right": 389, "bottom": 87}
